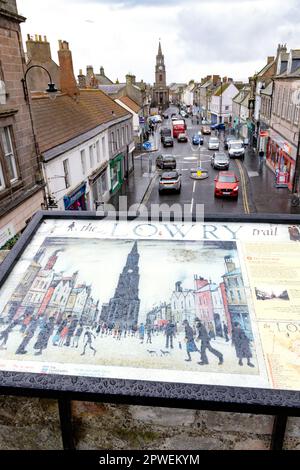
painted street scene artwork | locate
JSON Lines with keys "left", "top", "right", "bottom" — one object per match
{"left": 0, "top": 235, "right": 260, "bottom": 383}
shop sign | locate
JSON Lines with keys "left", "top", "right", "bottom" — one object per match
{"left": 63, "top": 183, "right": 86, "bottom": 209}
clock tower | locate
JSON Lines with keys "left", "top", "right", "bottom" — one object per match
{"left": 152, "top": 41, "right": 169, "bottom": 111}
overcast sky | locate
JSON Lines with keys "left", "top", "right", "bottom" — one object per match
{"left": 18, "top": 0, "right": 300, "bottom": 84}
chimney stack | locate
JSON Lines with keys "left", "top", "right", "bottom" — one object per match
{"left": 26, "top": 33, "right": 52, "bottom": 62}
{"left": 267, "top": 56, "right": 274, "bottom": 64}
{"left": 58, "top": 40, "right": 79, "bottom": 98}
{"left": 78, "top": 69, "right": 86, "bottom": 89}
{"left": 126, "top": 74, "right": 136, "bottom": 86}
{"left": 222, "top": 76, "right": 228, "bottom": 83}
{"left": 212, "top": 74, "right": 220, "bottom": 85}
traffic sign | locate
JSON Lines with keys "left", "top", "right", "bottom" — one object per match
{"left": 139, "top": 117, "right": 145, "bottom": 124}
{"left": 143, "top": 141, "right": 152, "bottom": 150}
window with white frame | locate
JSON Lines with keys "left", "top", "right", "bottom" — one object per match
{"left": 117, "top": 129, "right": 120, "bottom": 148}
{"left": 63, "top": 159, "right": 71, "bottom": 188}
{"left": 96, "top": 140, "right": 100, "bottom": 163}
{"left": 111, "top": 131, "right": 116, "bottom": 153}
{"left": 89, "top": 145, "right": 94, "bottom": 168}
{"left": 80, "top": 149, "right": 86, "bottom": 174}
{"left": 0, "top": 126, "right": 18, "bottom": 183}
{"left": 102, "top": 137, "right": 106, "bottom": 160}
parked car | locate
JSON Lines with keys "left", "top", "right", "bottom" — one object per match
{"left": 228, "top": 140, "right": 245, "bottom": 159}
{"left": 211, "top": 122, "right": 226, "bottom": 130}
{"left": 224, "top": 135, "right": 236, "bottom": 150}
{"left": 214, "top": 171, "right": 239, "bottom": 198}
{"left": 160, "top": 127, "right": 172, "bottom": 142}
{"left": 177, "top": 132, "right": 188, "bottom": 142}
{"left": 192, "top": 134, "right": 204, "bottom": 145}
{"left": 211, "top": 152, "right": 230, "bottom": 170}
{"left": 201, "top": 125, "right": 211, "bottom": 135}
{"left": 156, "top": 154, "right": 176, "bottom": 170}
{"left": 162, "top": 136, "right": 174, "bottom": 147}
{"left": 159, "top": 171, "right": 181, "bottom": 193}
{"left": 208, "top": 137, "right": 220, "bottom": 150}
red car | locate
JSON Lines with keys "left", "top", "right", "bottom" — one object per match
{"left": 214, "top": 171, "right": 239, "bottom": 198}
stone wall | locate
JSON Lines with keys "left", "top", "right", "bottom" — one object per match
{"left": 0, "top": 396, "right": 299, "bottom": 450}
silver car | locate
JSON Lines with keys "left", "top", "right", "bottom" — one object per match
{"left": 208, "top": 137, "right": 220, "bottom": 150}
{"left": 228, "top": 140, "right": 245, "bottom": 158}
{"left": 159, "top": 171, "right": 181, "bottom": 193}
{"left": 211, "top": 152, "right": 230, "bottom": 170}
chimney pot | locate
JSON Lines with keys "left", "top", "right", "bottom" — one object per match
{"left": 35, "top": 34, "right": 38, "bottom": 41}
{"left": 27, "top": 34, "right": 30, "bottom": 40}
{"left": 38, "top": 35, "right": 42, "bottom": 42}
{"left": 44, "top": 36, "right": 47, "bottom": 42}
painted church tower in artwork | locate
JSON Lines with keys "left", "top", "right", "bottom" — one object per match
{"left": 100, "top": 241, "right": 140, "bottom": 329}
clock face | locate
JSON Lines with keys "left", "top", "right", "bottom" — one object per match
{"left": 158, "top": 65, "right": 163, "bottom": 71}
{"left": 128, "top": 269, "right": 133, "bottom": 273}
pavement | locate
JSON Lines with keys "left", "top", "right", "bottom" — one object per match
{"left": 109, "top": 107, "right": 300, "bottom": 216}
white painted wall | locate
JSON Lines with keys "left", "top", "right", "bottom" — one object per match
{"left": 211, "top": 83, "right": 239, "bottom": 121}
{"left": 115, "top": 99, "right": 140, "bottom": 138}
{"left": 43, "top": 129, "right": 110, "bottom": 211}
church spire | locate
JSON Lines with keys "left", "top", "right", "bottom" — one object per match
{"left": 158, "top": 40, "right": 162, "bottom": 56}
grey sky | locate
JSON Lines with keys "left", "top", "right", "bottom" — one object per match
{"left": 18, "top": 0, "right": 299, "bottom": 83}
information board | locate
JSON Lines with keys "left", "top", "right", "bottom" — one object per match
{"left": 0, "top": 213, "right": 299, "bottom": 409}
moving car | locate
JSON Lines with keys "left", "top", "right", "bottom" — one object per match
{"left": 192, "top": 134, "right": 204, "bottom": 145}
{"left": 180, "top": 110, "right": 189, "bottom": 118}
{"left": 214, "top": 171, "right": 239, "bottom": 198}
{"left": 172, "top": 119, "right": 186, "bottom": 137}
{"left": 162, "top": 136, "right": 174, "bottom": 147}
{"left": 160, "top": 127, "right": 172, "bottom": 142}
{"left": 208, "top": 137, "right": 220, "bottom": 150}
{"left": 201, "top": 125, "right": 211, "bottom": 135}
{"left": 211, "top": 152, "right": 230, "bottom": 170}
{"left": 211, "top": 122, "right": 226, "bottom": 130}
{"left": 171, "top": 114, "right": 181, "bottom": 121}
{"left": 159, "top": 171, "right": 181, "bottom": 193}
{"left": 162, "top": 113, "right": 169, "bottom": 119}
{"left": 228, "top": 140, "right": 245, "bottom": 159}
{"left": 224, "top": 135, "right": 236, "bottom": 150}
{"left": 177, "top": 132, "right": 188, "bottom": 142}
{"left": 156, "top": 154, "right": 176, "bottom": 170}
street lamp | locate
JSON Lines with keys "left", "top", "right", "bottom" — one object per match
{"left": 21, "top": 65, "right": 58, "bottom": 102}
{"left": 21, "top": 65, "right": 58, "bottom": 210}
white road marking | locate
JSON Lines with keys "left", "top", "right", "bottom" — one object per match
{"left": 193, "top": 181, "right": 196, "bottom": 193}
{"left": 190, "top": 198, "right": 194, "bottom": 213}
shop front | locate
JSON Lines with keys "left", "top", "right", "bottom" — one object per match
{"left": 89, "top": 164, "right": 109, "bottom": 209}
{"left": 266, "top": 130, "right": 296, "bottom": 191}
{"left": 63, "top": 182, "right": 87, "bottom": 211}
{"left": 109, "top": 154, "right": 124, "bottom": 194}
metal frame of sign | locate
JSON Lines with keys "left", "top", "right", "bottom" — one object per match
{"left": 0, "top": 210, "right": 300, "bottom": 451}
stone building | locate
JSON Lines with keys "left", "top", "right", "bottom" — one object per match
{"left": 151, "top": 41, "right": 169, "bottom": 111}
{"left": 0, "top": 0, "right": 45, "bottom": 249}
{"left": 77, "top": 65, "right": 113, "bottom": 88}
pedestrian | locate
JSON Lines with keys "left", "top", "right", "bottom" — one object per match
{"left": 0, "top": 321, "right": 17, "bottom": 349}
{"left": 259, "top": 150, "right": 264, "bottom": 159}
{"left": 138, "top": 323, "right": 145, "bottom": 344}
{"left": 146, "top": 323, "right": 152, "bottom": 344}
{"left": 72, "top": 322, "right": 84, "bottom": 348}
{"left": 195, "top": 318, "right": 223, "bottom": 365}
{"left": 15, "top": 318, "right": 39, "bottom": 355}
{"left": 183, "top": 320, "right": 198, "bottom": 362}
{"left": 231, "top": 322, "right": 255, "bottom": 367}
{"left": 81, "top": 327, "right": 97, "bottom": 356}
{"left": 223, "top": 322, "right": 229, "bottom": 342}
{"left": 65, "top": 316, "right": 78, "bottom": 347}
{"left": 68, "top": 221, "right": 75, "bottom": 232}
{"left": 165, "top": 320, "right": 176, "bottom": 349}
{"left": 33, "top": 317, "right": 55, "bottom": 355}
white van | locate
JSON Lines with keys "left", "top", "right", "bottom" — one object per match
{"left": 228, "top": 140, "right": 245, "bottom": 159}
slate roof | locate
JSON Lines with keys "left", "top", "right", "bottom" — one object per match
{"left": 213, "top": 82, "right": 231, "bottom": 96}
{"left": 117, "top": 96, "right": 140, "bottom": 113}
{"left": 98, "top": 84, "right": 126, "bottom": 95}
{"left": 31, "top": 89, "right": 130, "bottom": 153}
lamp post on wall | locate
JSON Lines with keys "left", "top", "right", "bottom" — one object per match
{"left": 21, "top": 65, "right": 58, "bottom": 209}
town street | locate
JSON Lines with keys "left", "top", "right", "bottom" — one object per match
{"left": 130, "top": 107, "right": 299, "bottom": 216}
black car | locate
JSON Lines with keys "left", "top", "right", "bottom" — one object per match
{"left": 163, "top": 136, "right": 174, "bottom": 147}
{"left": 156, "top": 154, "right": 176, "bottom": 170}
{"left": 160, "top": 127, "right": 172, "bottom": 142}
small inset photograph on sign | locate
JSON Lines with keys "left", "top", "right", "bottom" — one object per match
{"left": 0, "top": 237, "right": 259, "bottom": 381}
{"left": 254, "top": 286, "right": 289, "bottom": 301}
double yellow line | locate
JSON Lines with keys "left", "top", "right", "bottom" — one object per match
{"left": 236, "top": 160, "right": 250, "bottom": 214}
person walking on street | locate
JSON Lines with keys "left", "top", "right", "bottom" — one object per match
{"left": 165, "top": 320, "right": 176, "bottom": 349}
{"left": 223, "top": 322, "right": 229, "bottom": 342}
{"left": 231, "top": 322, "right": 255, "bottom": 367}
{"left": 183, "top": 319, "right": 198, "bottom": 361}
{"left": 139, "top": 323, "right": 145, "bottom": 344}
{"left": 81, "top": 327, "right": 97, "bottom": 356}
{"left": 196, "top": 318, "right": 223, "bottom": 365}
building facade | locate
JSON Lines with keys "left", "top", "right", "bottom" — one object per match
{"left": 0, "top": 0, "right": 45, "bottom": 248}
{"left": 210, "top": 80, "right": 239, "bottom": 125}
{"left": 170, "top": 281, "right": 196, "bottom": 324}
